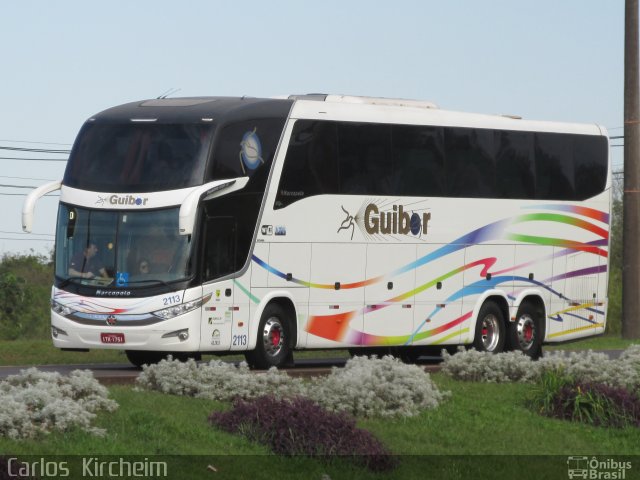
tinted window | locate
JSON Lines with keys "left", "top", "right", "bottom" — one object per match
{"left": 275, "top": 121, "right": 339, "bottom": 209}
{"left": 274, "top": 120, "right": 607, "bottom": 207}
{"left": 201, "top": 192, "right": 262, "bottom": 280}
{"left": 64, "top": 123, "right": 214, "bottom": 193}
{"left": 445, "top": 128, "right": 496, "bottom": 197}
{"left": 209, "top": 117, "right": 286, "bottom": 193}
{"left": 574, "top": 135, "right": 608, "bottom": 199}
{"left": 337, "top": 123, "right": 392, "bottom": 195}
{"left": 392, "top": 125, "right": 445, "bottom": 196}
{"left": 535, "top": 133, "right": 574, "bottom": 200}
{"left": 496, "top": 130, "right": 535, "bottom": 199}
{"left": 202, "top": 215, "right": 237, "bottom": 281}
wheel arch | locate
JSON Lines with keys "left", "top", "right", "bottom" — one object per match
{"left": 512, "top": 292, "right": 547, "bottom": 342}
{"left": 251, "top": 292, "right": 298, "bottom": 350}
{"left": 467, "top": 291, "right": 510, "bottom": 345}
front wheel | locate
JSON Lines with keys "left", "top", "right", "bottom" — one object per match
{"left": 473, "top": 301, "right": 506, "bottom": 353}
{"left": 244, "top": 304, "right": 292, "bottom": 369}
{"left": 508, "top": 301, "right": 543, "bottom": 358}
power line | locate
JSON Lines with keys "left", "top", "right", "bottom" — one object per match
{"left": 0, "top": 175, "right": 57, "bottom": 182}
{"left": 0, "top": 139, "right": 71, "bottom": 146}
{"left": 0, "top": 146, "right": 70, "bottom": 154}
{"left": 0, "top": 230, "right": 54, "bottom": 237}
{"left": 0, "top": 156, "right": 67, "bottom": 162}
{"left": 0, "top": 184, "right": 37, "bottom": 189}
{"left": 0, "top": 237, "right": 54, "bottom": 242}
{"left": 0, "top": 192, "right": 59, "bottom": 197}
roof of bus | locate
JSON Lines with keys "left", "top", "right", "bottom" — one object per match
{"left": 88, "top": 96, "right": 294, "bottom": 123}
{"left": 89, "top": 95, "right": 606, "bottom": 137}
{"left": 289, "top": 95, "right": 607, "bottom": 137}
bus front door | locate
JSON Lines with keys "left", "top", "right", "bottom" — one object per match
{"left": 200, "top": 216, "right": 238, "bottom": 352}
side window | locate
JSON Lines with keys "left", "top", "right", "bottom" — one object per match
{"left": 392, "top": 125, "right": 445, "bottom": 196}
{"left": 338, "top": 123, "right": 392, "bottom": 195}
{"left": 445, "top": 127, "right": 496, "bottom": 197}
{"left": 574, "top": 135, "right": 608, "bottom": 199}
{"left": 209, "top": 118, "right": 286, "bottom": 193}
{"left": 202, "top": 215, "right": 237, "bottom": 281}
{"left": 535, "top": 133, "right": 574, "bottom": 200}
{"left": 274, "top": 121, "right": 338, "bottom": 209}
{"left": 496, "top": 130, "right": 535, "bottom": 199}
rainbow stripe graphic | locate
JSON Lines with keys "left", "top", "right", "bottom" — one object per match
{"left": 250, "top": 204, "right": 609, "bottom": 345}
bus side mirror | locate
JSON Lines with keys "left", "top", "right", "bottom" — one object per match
{"left": 22, "top": 180, "right": 62, "bottom": 233}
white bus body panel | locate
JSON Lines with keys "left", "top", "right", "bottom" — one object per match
{"left": 46, "top": 99, "right": 610, "bottom": 354}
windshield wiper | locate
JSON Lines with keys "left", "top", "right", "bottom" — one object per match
{"left": 119, "top": 279, "right": 172, "bottom": 288}
{"left": 59, "top": 276, "right": 115, "bottom": 288}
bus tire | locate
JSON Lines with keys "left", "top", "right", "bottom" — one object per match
{"left": 125, "top": 350, "right": 198, "bottom": 368}
{"left": 508, "top": 301, "right": 543, "bottom": 358}
{"left": 245, "top": 303, "right": 291, "bottom": 369}
{"left": 125, "top": 350, "right": 167, "bottom": 368}
{"left": 473, "top": 301, "right": 506, "bottom": 353}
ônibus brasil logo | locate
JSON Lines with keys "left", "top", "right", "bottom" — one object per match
{"left": 338, "top": 201, "right": 431, "bottom": 241}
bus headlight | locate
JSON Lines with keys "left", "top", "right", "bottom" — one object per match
{"left": 152, "top": 294, "right": 212, "bottom": 320}
{"left": 51, "top": 300, "right": 76, "bottom": 317}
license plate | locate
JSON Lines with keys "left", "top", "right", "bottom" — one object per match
{"left": 100, "top": 332, "right": 125, "bottom": 344}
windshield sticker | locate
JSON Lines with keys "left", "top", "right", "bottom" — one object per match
{"left": 239, "top": 127, "right": 264, "bottom": 174}
{"left": 116, "top": 272, "right": 129, "bottom": 287}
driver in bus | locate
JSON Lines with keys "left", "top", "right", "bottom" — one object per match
{"left": 68, "top": 242, "right": 108, "bottom": 279}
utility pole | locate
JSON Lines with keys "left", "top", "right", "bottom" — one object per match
{"left": 623, "top": 0, "right": 640, "bottom": 338}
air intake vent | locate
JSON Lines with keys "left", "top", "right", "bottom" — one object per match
{"left": 325, "top": 94, "right": 438, "bottom": 109}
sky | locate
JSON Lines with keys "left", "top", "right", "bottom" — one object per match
{"left": 0, "top": 0, "right": 625, "bottom": 256}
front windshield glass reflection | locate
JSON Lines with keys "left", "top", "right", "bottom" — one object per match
{"left": 55, "top": 204, "right": 191, "bottom": 287}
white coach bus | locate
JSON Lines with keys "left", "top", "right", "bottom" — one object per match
{"left": 23, "top": 94, "right": 611, "bottom": 368}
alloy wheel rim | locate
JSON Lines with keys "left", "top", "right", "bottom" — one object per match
{"left": 480, "top": 314, "right": 500, "bottom": 351}
{"left": 516, "top": 314, "right": 536, "bottom": 350}
{"left": 263, "top": 317, "right": 284, "bottom": 357}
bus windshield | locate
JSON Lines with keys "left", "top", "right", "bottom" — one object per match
{"left": 63, "top": 123, "right": 215, "bottom": 193}
{"left": 55, "top": 204, "right": 192, "bottom": 287}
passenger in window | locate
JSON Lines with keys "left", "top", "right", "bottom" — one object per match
{"left": 138, "top": 258, "right": 150, "bottom": 275}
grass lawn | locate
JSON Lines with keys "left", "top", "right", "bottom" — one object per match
{"left": 1, "top": 375, "right": 639, "bottom": 479}
{"left": 545, "top": 334, "right": 640, "bottom": 351}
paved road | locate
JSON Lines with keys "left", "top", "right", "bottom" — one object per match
{"left": 0, "top": 350, "right": 623, "bottom": 385}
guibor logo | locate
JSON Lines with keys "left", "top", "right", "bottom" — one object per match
{"left": 108, "top": 195, "right": 149, "bottom": 206}
{"left": 364, "top": 203, "right": 431, "bottom": 236}
{"left": 338, "top": 201, "right": 432, "bottom": 240}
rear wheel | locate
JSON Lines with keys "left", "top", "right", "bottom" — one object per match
{"left": 508, "top": 301, "right": 543, "bottom": 358}
{"left": 473, "top": 301, "right": 506, "bottom": 353}
{"left": 245, "top": 304, "right": 292, "bottom": 369}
